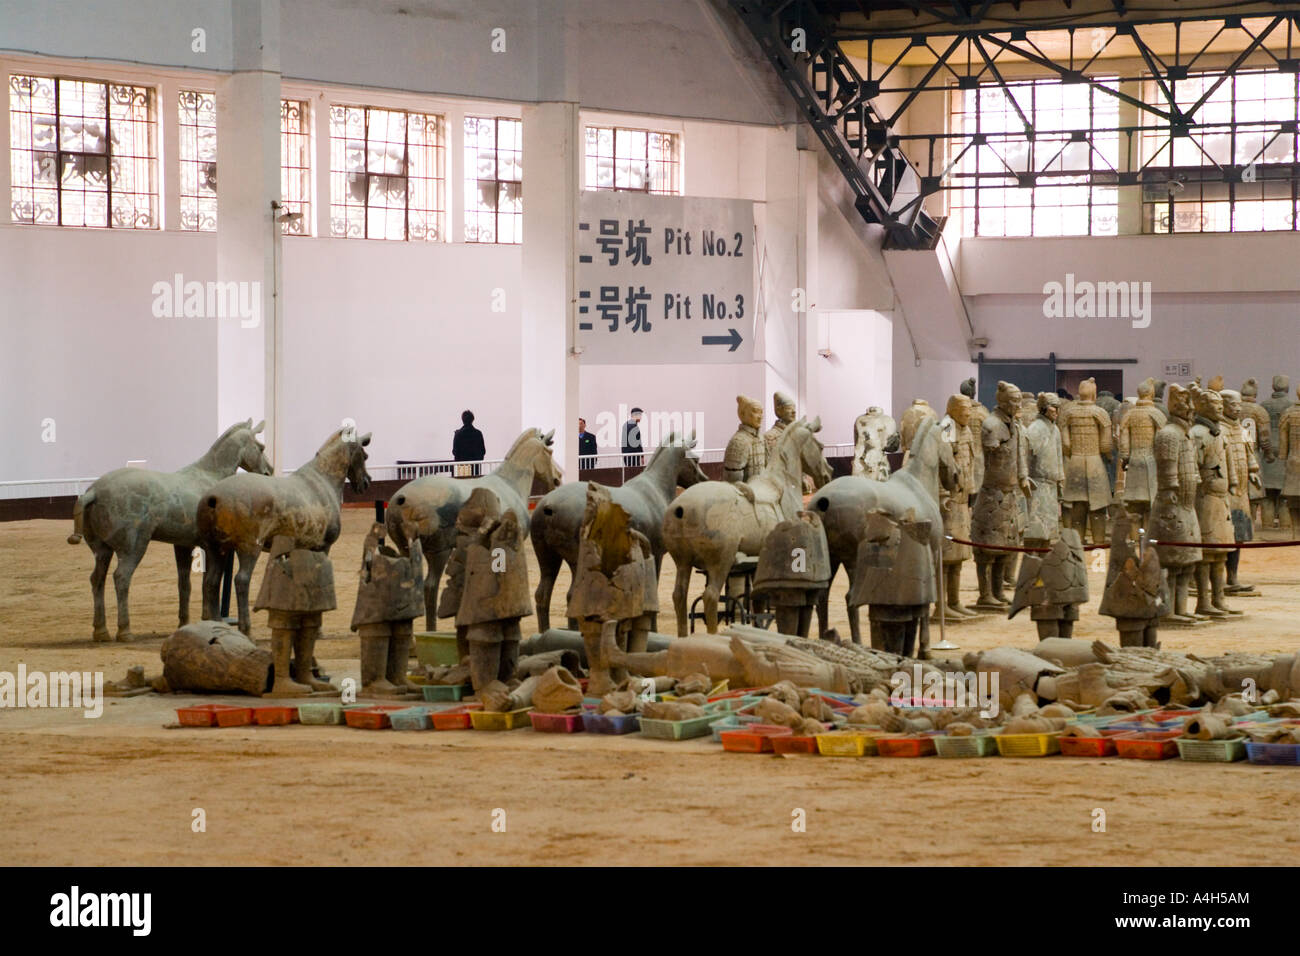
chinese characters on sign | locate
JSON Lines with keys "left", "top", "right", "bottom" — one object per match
{"left": 576, "top": 193, "right": 755, "bottom": 364}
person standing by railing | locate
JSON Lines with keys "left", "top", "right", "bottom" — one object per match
{"left": 453, "top": 410, "right": 486, "bottom": 477}
{"left": 621, "top": 407, "right": 644, "bottom": 468}
{"left": 578, "top": 417, "right": 598, "bottom": 470}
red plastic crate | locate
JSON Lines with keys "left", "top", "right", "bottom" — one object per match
{"left": 529, "top": 711, "right": 585, "bottom": 733}
{"left": 343, "top": 705, "right": 408, "bottom": 730}
{"left": 252, "top": 705, "right": 298, "bottom": 726}
{"left": 431, "top": 703, "right": 482, "bottom": 730}
{"left": 1151, "top": 709, "right": 1202, "bottom": 723}
{"left": 1115, "top": 729, "right": 1181, "bottom": 760}
{"left": 708, "top": 686, "right": 764, "bottom": 701}
{"left": 720, "top": 724, "right": 793, "bottom": 753}
{"left": 877, "top": 735, "right": 938, "bottom": 757}
{"left": 771, "top": 734, "right": 820, "bottom": 755}
{"left": 1059, "top": 728, "right": 1129, "bottom": 757}
{"left": 177, "top": 704, "right": 253, "bottom": 727}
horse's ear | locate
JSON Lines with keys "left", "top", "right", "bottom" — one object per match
{"left": 686, "top": 432, "right": 698, "bottom": 448}
{"left": 810, "top": 416, "right": 822, "bottom": 432}
{"left": 359, "top": 432, "right": 372, "bottom": 447}
{"left": 542, "top": 429, "right": 555, "bottom": 446}
{"left": 252, "top": 419, "right": 265, "bottom": 435}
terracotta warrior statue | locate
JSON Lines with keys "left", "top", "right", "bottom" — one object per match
{"left": 959, "top": 377, "right": 987, "bottom": 491}
{"left": 1116, "top": 378, "right": 1166, "bottom": 525}
{"left": 438, "top": 488, "right": 532, "bottom": 696}
{"left": 752, "top": 511, "right": 831, "bottom": 638}
{"left": 1278, "top": 386, "right": 1300, "bottom": 539}
{"left": 1151, "top": 379, "right": 1169, "bottom": 420}
{"left": 852, "top": 406, "right": 898, "bottom": 480}
{"left": 1261, "top": 375, "right": 1294, "bottom": 528}
{"left": 723, "top": 394, "right": 767, "bottom": 483}
{"left": 1189, "top": 386, "right": 1241, "bottom": 618}
{"left": 937, "top": 394, "right": 977, "bottom": 619}
{"left": 970, "top": 381, "right": 1031, "bottom": 609}
{"left": 1008, "top": 529, "right": 1088, "bottom": 640}
{"left": 1099, "top": 508, "right": 1164, "bottom": 649}
{"left": 567, "top": 483, "right": 658, "bottom": 696}
{"left": 1149, "top": 383, "right": 1201, "bottom": 624}
{"left": 252, "top": 535, "right": 338, "bottom": 697}
{"left": 899, "top": 398, "right": 937, "bottom": 457}
{"left": 1220, "top": 389, "right": 1260, "bottom": 595}
{"left": 764, "top": 391, "right": 797, "bottom": 456}
{"left": 848, "top": 509, "right": 935, "bottom": 657}
{"left": 1239, "top": 378, "right": 1274, "bottom": 522}
{"left": 1059, "top": 377, "right": 1114, "bottom": 544}
{"left": 1024, "top": 392, "right": 1064, "bottom": 549}
{"left": 350, "top": 522, "right": 424, "bottom": 696}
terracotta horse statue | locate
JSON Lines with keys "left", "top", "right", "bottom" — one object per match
{"left": 385, "top": 427, "right": 563, "bottom": 629}
{"left": 662, "top": 417, "right": 833, "bottom": 636}
{"left": 197, "top": 426, "right": 372, "bottom": 634}
{"left": 809, "top": 416, "right": 957, "bottom": 643}
{"left": 530, "top": 431, "right": 708, "bottom": 631}
{"left": 67, "top": 419, "right": 272, "bottom": 642}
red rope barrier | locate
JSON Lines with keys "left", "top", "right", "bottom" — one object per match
{"left": 945, "top": 535, "right": 1300, "bottom": 553}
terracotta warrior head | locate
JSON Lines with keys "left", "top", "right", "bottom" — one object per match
{"left": 1240, "top": 378, "right": 1259, "bottom": 400}
{"left": 737, "top": 394, "right": 763, "bottom": 429}
{"left": 995, "top": 380, "right": 1021, "bottom": 417}
{"left": 1137, "top": 379, "right": 1154, "bottom": 401}
{"left": 1167, "top": 383, "right": 1192, "bottom": 421}
{"left": 1220, "top": 389, "right": 1243, "bottom": 421}
{"left": 773, "top": 391, "right": 796, "bottom": 425}
{"left": 960, "top": 377, "right": 977, "bottom": 400}
{"left": 1037, "top": 391, "right": 1061, "bottom": 421}
{"left": 1152, "top": 379, "right": 1167, "bottom": 399}
{"left": 1207, "top": 374, "right": 1224, "bottom": 392}
{"left": 1191, "top": 385, "right": 1223, "bottom": 422}
{"left": 1077, "top": 377, "right": 1097, "bottom": 402}
{"left": 946, "top": 394, "right": 971, "bottom": 427}
{"left": 1274, "top": 375, "right": 1290, "bottom": 394}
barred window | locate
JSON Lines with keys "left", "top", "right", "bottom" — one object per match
{"left": 280, "top": 99, "right": 311, "bottom": 236}
{"left": 464, "top": 116, "right": 521, "bottom": 243}
{"left": 584, "top": 126, "right": 680, "bottom": 195}
{"left": 329, "top": 104, "right": 445, "bottom": 241}
{"left": 9, "top": 73, "right": 157, "bottom": 228}
{"left": 177, "top": 90, "right": 217, "bottom": 231}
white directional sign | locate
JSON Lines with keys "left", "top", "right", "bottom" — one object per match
{"left": 576, "top": 193, "right": 755, "bottom": 365}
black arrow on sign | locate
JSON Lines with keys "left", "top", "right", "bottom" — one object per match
{"left": 701, "top": 328, "right": 743, "bottom": 352}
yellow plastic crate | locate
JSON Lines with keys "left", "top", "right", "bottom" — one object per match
{"left": 470, "top": 708, "right": 533, "bottom": 731}
{"left": 816, "top": 732, "right": 880, "bottom": 757}
{"left": 995, "top": 731, "right": 1062, "bottom": 757}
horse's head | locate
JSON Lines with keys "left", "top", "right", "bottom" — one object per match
{"left": 318, "top": 425, "right": 372, "bottom": 492}
{"left": 797, "top": 416, "right": 833, "bottom": 489}
{"left": 532, "top": 428, "right": 563, "bottom": 490}
{"left": 662, "top": 430, "right": 708, "bottom": 487}
{"left": 346, "top": 430, "right": 372, "bottom": 493}
{"left": 238, "top": 419, "right": 273, "bottom": 475}
{"left": 912, "top": 417, "right": 958, "bottom": 497}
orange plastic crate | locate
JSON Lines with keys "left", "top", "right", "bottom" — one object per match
{"left": 177, "top": 703, "right": 253, "bottom": 727}
{"left": 344, "top": 705, "right": 407, "bottom": 730}
{"left": 252, "top": 705, "right": 298, "bottom": 726}
{"left": 771, "top": 734, "right": 819, "bottom": 755}
{"left": 431, "top": 703, "right": 482, "bottom": 730}
{"left": 1059, "top": 727, "right": 1129, "bottom": 757}
{"left": 720, "top": 724, "right": 793, "bottom": 753}
{"left": 1115, "top": 729, "right": 1181, "bottom": 760}
{"left": 877, "top": 735, "right": 938, "bottom": 757}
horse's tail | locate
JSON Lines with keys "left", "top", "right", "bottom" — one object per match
{"left": 67, "top": 488, "right": 96, "bottom": 544}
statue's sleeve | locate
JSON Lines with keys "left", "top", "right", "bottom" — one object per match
{"left": 1096, "top": 407, "right": 1113, "bottom": 456}
{"left": 1154, "top": 429, "right": 1179, "bottom": 490}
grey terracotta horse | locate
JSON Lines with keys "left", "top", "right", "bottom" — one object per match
{"left": 385, "top": 427, "right": 564, "bottom": 629}
{"left": 67, "top": 419, "right": 272, "bottom": 642}
{"left": 197, "top": 426, "right": 372, "bottom": 634}
{"left": 809, "top": 416, "right": 957, "bottom": 643}
{"left": 662, "top": 417, "right": 833, "bottom": 636}
{"left": 530, "top": 432, "right": 708, "bottom": 631}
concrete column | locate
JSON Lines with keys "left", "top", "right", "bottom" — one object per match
{"left": 1117, "top": 79, "right": 1143, "bottom": 236}
{"left": 520, "top": 101, "right": 580, "bottom": 479}
{"left": 795, "top": 147, "right": 820, "bottom": 415}
{"left": 216, "top": 0, "right": 282, "bottom": 467}
{"left": 157, "top": 76, "right": 181, "bottom": 231}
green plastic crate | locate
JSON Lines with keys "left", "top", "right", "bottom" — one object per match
{"left": 639, "top": 711, "right": 720, "bottom": 740}
{"left": 1176, "top": 736, "right": 1246, "bottom": 763}
{"left": 934, "top": 731, "right": 998, "bottom": 758}
{"left": 414, "top": 631, "right": 461, "bottom": 668}
{"left": 298, "top": 702, "right": 344, "bottom": 725}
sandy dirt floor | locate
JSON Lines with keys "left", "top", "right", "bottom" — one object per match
{"left": 3, "top": 508, "right": 1300, "bottom": 866}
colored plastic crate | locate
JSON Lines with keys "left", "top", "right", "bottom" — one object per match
{"left": 709, "top": 686, "right": 764, "bottom": 701}
{"left": 995, "top": 731, "right": 1061, "bottom": 757}
{"left": 390, "top": 706, "right": 436, "bottom": 731}
{"left": 1245, "top": 741, "right": 1300, "bottom": 766}
{"left": 345, "top": 705, "right": 408, "bottom": 730}
{"left": 298, "top": 702, "right": 344, "bottom": 725}
{"left": 1176, "top": 737, "right": 1247, "bottom": 763}
{"left": 252, "top": 705, "right": 298, "bottom": 726}
{"left": 529, "top": 711, "right": 585, "bottom": 733}
{"left": 877, "top": 735, "right": 937, "bottom": 757}
{"left": 816, "top": 732, "right": 877, "bottom": 757}
{"left": 772, "top": 734, "right": 819, "bottom": 755}
{"left": 934, "top": 732, "right": 998, "bottom": 758}
{"left": 422, "top": 683, "right": 469, "bottom": 702}
{"left": 1151, "top": 708, "right": 1202, "bottom": 723}
{"left": 720, "top": 724, "right": 793, "bottom": 753}
{"left": 1059, "top": 730, "right": 1128, "bottom": 757}
{"left": 707, "top": 695, "right": 764, "bottom": 714}
{"left": 177, "top": 704, "right": 253, "bottom": 727}
{"left": 432, "top": 703, "right": 482, "bottom": 730}
{"left": 582, "top": 710, "right": 641, "bottom": 735}
{"left": 413, "top": 631, "right": 461, "bottom": 668}
{"left": 639, "top": 711, "right": 721, "bottom": 740}
{"left": 1115, "top": 729, "right": 1181, "bottom": 760}
{"left": 709, "top": 712, "right": 761, "bottom": 742}
{"left": 470, "top": 707, "right": 533, "bottom": 731}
